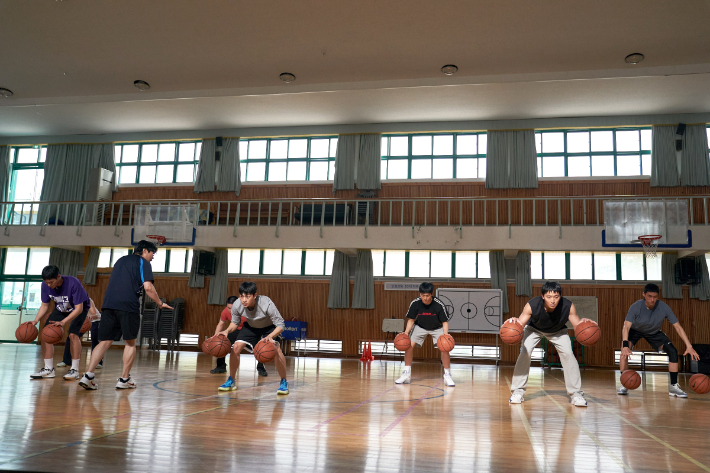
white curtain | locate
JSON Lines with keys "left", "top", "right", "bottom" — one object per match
{"left": 216, "top": 138, "right": 241, "bottom": 195}
{"left": 485, "top": 130, "right": 538, "bottom": 189}
{"left": 352, "top": 250, "right": 374, "bottom": 309}
{"left": 661, "top": 253, "right": 683, "bottom": 299}
{"left": 489, "top": 251, "right": 509, "bottom": 313}
{"left": 650, "top": 126, "right": 680, "bottom": 187}
{"left": 356, "top": 134, "right": 382, "bottom": 190}
{"left": 333, "top": 135, "right": 359, "bottom": 193}
{"left": 689, "top": 256, "right": 710, "bottom": 300}
{"left": 515, "top": 251, "right": 532, "bottom": 297}
{"left": 207, "top": 249, "right": 227, "bottom": 304}
{"left": 194, "top": 139, "right": 216, "bottom": 193}
{"left": 680, "top": 125, "right": 710, "bottom": 186}
{"left": 327, "top": 251, "right": 350, "bottom": 309}
{"left": 83, "top": 247, "right": 101, "bottom": 285}
{"left": 49, "top": 248, "right": 83, "bottom": 278}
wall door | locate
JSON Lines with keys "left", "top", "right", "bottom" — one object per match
{"left": 0, "top": 281, "right": 42, "bottom": 342}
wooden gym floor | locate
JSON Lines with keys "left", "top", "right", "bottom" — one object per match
{"left": 0, "top": 344, "right": 709, "bottom": 473}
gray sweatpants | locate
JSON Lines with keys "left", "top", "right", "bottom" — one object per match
{"left": 510, "top": 326, "right": 582, "bottom": 396}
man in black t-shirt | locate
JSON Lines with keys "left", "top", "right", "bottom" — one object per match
{"left": 395, "top": 282, "right": 455, "bottom": 387}
{"left": 506, "top": 281, "right": 591, "bottom": 407}
{"left": 79, "top": 240, "right": 172, "bottom": 391}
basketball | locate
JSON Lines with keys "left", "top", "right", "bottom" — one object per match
{"left": 689, "top": 373, "right": 710, "bottom": 395}
{"left": 81, "top": 316, "right": 91, "bottom": 334}
{"left": 574, "top": 320, "right": 601, "bottom": 346}
{"left": 437, "top": 334, "right": 455, "bottom": 352}
{"left": 42, "top": 323, "right": 63, "bottom": 345}
{"left": 203, "top": 334, "right": 231, "bottom": 358}
{"left": 620, "top": 370, "right": 641, "bottom": 390}
{"left": 394, "top": 333, "right": 411, "bottom": 352}
{"left": 253, "top": 338, "right": 278, "bottom": 363}
{"left": 500, "top": 319, "right": 524, "bottom": 344}
{"left": 15, "top": 322, "right": 38, "bottom": 344}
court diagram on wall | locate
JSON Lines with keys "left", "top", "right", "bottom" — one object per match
{"left": 436, "top": 288, "right": 503, "bottom": 333}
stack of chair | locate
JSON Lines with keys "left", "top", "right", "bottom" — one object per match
{"left": 156, "top": 298, "right": 187, "bottom": 351}
{"left": 139, "top": 297, "right": 163, "bottom": 350}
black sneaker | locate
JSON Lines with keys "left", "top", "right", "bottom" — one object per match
{"left": 257, "top": 364, "right": 268, "bottom": 377}
{"left": 210, "top": 366, "right": 227, "bottom": 374}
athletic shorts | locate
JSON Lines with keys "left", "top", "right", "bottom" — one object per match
{"left": 410, "top": 325, "right": 444, "bottom": 348}
{"left": 628, "top": 328, "right": 672, "bottom": 352}
{"left": 47, "top": 308, "right": 88, "bottom": 337}
{"left": 98, "top": 309, "right": 140, "bottom": 342}
{"left": 235, "top": 323, "right": 283, "bottom": 352}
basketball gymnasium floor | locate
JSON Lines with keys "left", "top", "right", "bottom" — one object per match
{"left": 1, "top": 345, "right": 708, "bottom": 473}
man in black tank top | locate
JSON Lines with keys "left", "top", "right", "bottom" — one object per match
{"left": 507, "top": 281, "right": 593, "bottom": 407}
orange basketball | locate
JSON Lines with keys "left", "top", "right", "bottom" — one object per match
{"left": 620, "top": 370, "right": 641, "bottom": 390}
{"left": 203, "top": 334, "right": 231, "bottom": 358}
{"left": 689, "top": 373, "right": 710, "bottom": 395}
{"left": 42, "top": 323, "right": 63, "bottom": 345}
{"left": 253, "top": 338, "right": 278, "bottom": 363}
{"left": 500, "top": 320, "right": 524, "bottom": 345}
{"left": 575, "top": 320, "right": 601, "bottom": 346}
{"left": 394, "top": 333, "right": 411, "bottom": 352}
{"left": 15, "top": 322, "right": 38, "bottom": 344}
{"left": 437, "top": 334, "right": 455, "bottom": 353}
{"left": 81, "top": 316, "right": 91, "bottom": 334}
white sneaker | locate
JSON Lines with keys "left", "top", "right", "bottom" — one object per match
{"left": 79, "top": 374, "right": 98, "bottom": 390}
{"left": 509, "top": 392, "right": 524, "bottom": 404}
{"left": 669, "top": 383, "right": 688, "bottom": 398}
{"left": 30, "top": 367, "right": 55, "bottom": 379}
{"left": 571, "top": 392, "right": 587, "bottom": 407}
{"left": 56, "top": 362, "right": 68, "bottom": 367}
{"left": 116, "top": 377, "right": 137, "bottom": 389}
{"left": 63, "top": 369, "right": 80, "bottom": 380}
{"left": 395, "top": 372, "right": 411, "bottom": 385}
{"left": 443, "top": 373, "right": 455, "bottom": 387}
{"left": 617, "top": 386, "right": 628, "bottom": 395}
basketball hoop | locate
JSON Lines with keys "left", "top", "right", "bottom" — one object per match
{"left": 146, "top": 234, "right": 167, "bottom": 246}
{"left": 637, "top": 235, "right": 661, "bottom": 259}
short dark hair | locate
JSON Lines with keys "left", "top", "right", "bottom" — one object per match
{"left": 134, "top": 240, "right": 158, "bottom": 256}
{"left": 226, "top": 296, "right": 237, "bottom": 305}
{"left": 541, "top": 281, "right": 562, "bottom": 296}
{"left": 41, "top": 265, "right": 60, "bottom": 281}
{"left": 419, "top": 282, "right": 434, "bottom": 295}
{"left": 644, "top": 283, "right": 660, "bottom": 294}
{"left": 239, "top": 281, "right": 258, "bottom": 296}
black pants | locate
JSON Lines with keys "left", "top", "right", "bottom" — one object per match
{"left": 62, "top": 321, "right": 102, "bottom": 365}
{"left": 216, "top": 330, "right": 240, "bottom": 368}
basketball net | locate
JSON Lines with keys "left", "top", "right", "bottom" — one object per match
{"left": 638, "top": 235, "right": 661, "bottom": 259}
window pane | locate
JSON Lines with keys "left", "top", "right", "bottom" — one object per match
{"left": 248, "top": 140, "right": 267, "bottom": 160}
{"left": 269, "top": 162, "right": 287, "bottom": 181}
{"left": 240, "top": 162, "right": 246, "bottom": 181}
{"left": 535, "top": 133, "right": 542, "bottom": 153}
{"left": 158, "top": 143, "right": 176, "bottom": 162}
{"left": 119, "top": 166, "right": 137, "bottom": 184}
{"left": 390, "top": 136, "right": 408, "bottom": 156}
{"left": 262, "top": 249, "right": 282, "bottom": 275}
{"left": 111, "top": 249, "right": 128, "bottom": 267}
{"left": 179, "top": 142, "right": 196, "bottom": 161}
{"left": 309, "top": 161, "right": 329, "bottom": 181}
{"left": 641, "top": 155, "right": 651, "bottom": 175}
{"left": 328, "top": 161, "right": 335, "bottom": 180}
{"left": 621, "top": 252, "right": 644, "bottom": 280}
{"left": 228, "top": 249, "right": 241, "bottom": 273}
{"left": 168, "top": 248, "right": 187, "bottom": 273}
{"left": 310, "top": 139, "right": 329, "bottom": 158}
{"left": 478, "top": 135, "right": 487, "bottom": 154}
{"left": 304, "top": 250, "right": 325, "bottom": 275}
{"left": 641, "top": 129, "right": 652, "bottom": 151}
{"left": 372, "top": 250, "right": 384, "bottom": 277}
{"left": 544, "top": 252, "right": 566, "bottom": 279}
{"left": 387, "top": 159, "right": 408, "bottom": 179}
{"left": 567, "top": 156, "right": 591, "bottom": 177}
{"left": 537, "top": 157, "right": 542, "bottom": 177}
{"left": 478, "top": 158, "right": 486, "bottom": 178}
{"left": 380, "top": 160, "right": 387, "bottom": 179}
{"left": 176, "top": 164, "right": 195, "bottom": 182}
{"left": 239, "top": 141, "right": 248, "bottom": 160}
{"left": 567, "top": 132, "right": 590, "bottom": 153}
{"left": 591, "top": 155, "right": 614, "bottom": 176}
{"left": 456, "top": 135, "right": 477, "bottom": 155}
{"left": 381, "top": 137, "right": 389, "bottom": 156}
{"left": 241, "top": 249, "right": 261, "bottom": 274}
{"left": 98, "top": 248, "right": 111, "bottom": 268}
{"left": 270, "top": 140, "right": 288, "bottom": 159}
{"left": 570, "top": 252, "right": 592, "bottom": 279}
{"left": 455, "top": 252, "right": 476, "bottom": 278}
{"left": 27, "top": 248, "right": 50, "bottom": 275}
{"left": 288, "top": 139, "right": 307, "bottom": 159}
{"left": 247, "top": 162, "right": 266, "bottom": 181}
{"left": 616, "top": 131, "right": 639, "bottom": 152}
{"left": 542, "top": 133, "right": 564, "bottom": 153}
{"left": 531, "top": 252, "right": 542, "bottom": 279}
{"left": 477, "top": 252, "right": 490, "bottom": 278}
{"left": 430, "top": 251, "right": 452, "bottom": 278}
{"left": 39, "top": 147, "right": 46, "bottom": 162}
{"left": 325, "top": 250, "right": 335, "bottom": 276}
{"left": 287, "top": 161, "right": 307, "bottom": 181}
{"left": 12, "top": 169, "right": 44, "bottom": 201}
{"left": 195, "top": 142, "right": 202, "bottom": 160}
{"left": 433, "top": 135, "right": 453, "bottom": 155}
{"left": 411, "top": 159, "right": 432, "bottom": 179}
{"left": 412, "top": 136, "right": 432, "bottom": 155}
{"left": 282, "top": 249, "right": 303, "bottom": 275}
{"left": 617, "top": 156, "right": 640, "bottom": 176}
{"left": 16, "top": 148, "right": 39, "bottom": 163}
{"left": 114, "top": 146, "right": 122, "bottom": 163}
{"left": 384, "top": 250, "right": 405, "bottom": 277}
{"left": 139, "top": 165, "right": 156, "bottom": 183}
{"left": 542, "top": 156, "right": 564, "bottom": 177}
{"left": 432, "top": 158, "right": 453, "bottom": 179}
{"left": 141, "top": 144, "right": 158, "bottom": 163}
{"left": 646, "top": 255, "right": 662, "bottom": 280}
{"left": 122, "top": 145, "right": 138, "bottom": 163}
{"left": 456, "top": 158, "right": 477, "bottom": 178}
{"left": 590, "top": 131, "right": 613, "bottom": 151}
{"left": 151, "top": 249, "right": 167, "bottom": 272}
{"left": 156, "top": 165, "right": 174, "bottom": 183}
{"left": 329, "top": 138, "right": 338, "bottom": 157}
{"left": 594, "top": 252, "right": 617, "bottom": 280}
{"left": 408, "top": 251, "right": 430, "bottom": 278}
{"left": 4, "top": 248, "right": 27, "bottom": 275}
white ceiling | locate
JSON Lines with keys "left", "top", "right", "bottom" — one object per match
{"left": 1, "top": 0, "right": 709, "bottom": 137}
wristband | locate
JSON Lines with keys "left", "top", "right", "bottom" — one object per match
{"left": 622, "top": 340, "right": 629, "bottom": 348}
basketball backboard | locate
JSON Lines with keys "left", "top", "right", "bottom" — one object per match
{"left": 131, "top": 204, "right": 197, "bottom": 246}
{"left": 602, "top": 200, "right": 691, "bottom": 248}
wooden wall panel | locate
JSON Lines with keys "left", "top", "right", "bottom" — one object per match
{"left": 83, "top": 275, "right": 710, "bottom": 368}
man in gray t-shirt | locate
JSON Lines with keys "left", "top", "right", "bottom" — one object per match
{"left": 618, "top": 283, "right": 699, "bottom": 398}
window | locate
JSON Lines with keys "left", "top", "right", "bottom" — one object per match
{"left": 536, "top": 128, "right": 651, "bottom": 178}
{"left": 239, "top": 137, "right": 337, "bottom": 182}
{"left": 114, "top": 141, "right": 201, "bottom": 184}
{"left": 97, "top": 248, "right": 130, "bottom": 268}
{"left": 381, "top": 133, "right": 486, "bottom": 180}
{"left": 569, "top": 252, "right": 593, "bottom": 280}
{"left": 620, "top": 252, "right": 644, "bottom": 280}
{"left": 594, "top": 253, "right": 617, "bottom": 280}
{"left": 2, "top": 248, "right": 50, "bottom": 276}
{"left": 167, "top": 249, "right": 193, "bottom": 273}
{"left": 293, "top": 339, "right": 342, "bottom": 353}
{"left": 453, "top": 252, "right": 490, "bottom": 279}
{"left": 7, "top": 146, "right": 46, "bottom": 224}
{"left": 226, "top": 249, "right": 334, "bottom": 276}
{"left": 543, "top": 252, "right": 566, "bottom": 280}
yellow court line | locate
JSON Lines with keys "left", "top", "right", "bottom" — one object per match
{"left": 504, "top": 376, "right": 551, "bottom": 473}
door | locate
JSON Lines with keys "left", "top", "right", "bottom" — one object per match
{"left": 0, "top": 281, "right": 43, "bottom": 342}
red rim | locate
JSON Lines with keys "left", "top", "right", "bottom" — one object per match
{"left": 638, "top": 235, "right": 662, "bottom": 244}
{"left": 146, "top": 234, "right": 167, "bottom": 245}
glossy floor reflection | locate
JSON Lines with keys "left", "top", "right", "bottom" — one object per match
{"left": 0, "top": 344, "right": 709, "bottom": 472}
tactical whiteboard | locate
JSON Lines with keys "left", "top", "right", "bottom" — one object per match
{"left": 436, "top": 288, "right": 503, "bottom": 333}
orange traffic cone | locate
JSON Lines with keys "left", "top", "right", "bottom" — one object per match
{"left": 367, "top": 340, "right": 375, "bottom": 361}
{"left": 360, "top": 341, "right": 368, "bottom": 362}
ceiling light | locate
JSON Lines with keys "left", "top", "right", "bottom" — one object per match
{"left": 133, "top": 80, "right": 150, "bottom": 91}
{"left": 0, "top": 88, "right": 13, "bottom": 98}
{"left": 279, "top": 72, "right": 296, "bottom": 83}
{"left": 625, "top": 53, "right": 644, "bottom": 64}
{"left": 441, "top": 64, "right": 458, "bottom": 75}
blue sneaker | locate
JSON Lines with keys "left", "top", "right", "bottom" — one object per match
{"left": 218, "top": 377, "right": 237, "bottom": 392}
{"left": 277, "top": 379, "right": 289, "bottom": 395}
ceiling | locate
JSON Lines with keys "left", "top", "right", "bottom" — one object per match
{"left": 1, "top": 0, "right": 709, "bottom": 137}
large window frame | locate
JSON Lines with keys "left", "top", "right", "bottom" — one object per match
{"left": 114, "top": 141, "right": 201, "bottom": 185}
{"left": 531, "top": 251, "right": 658, "bottom": 281}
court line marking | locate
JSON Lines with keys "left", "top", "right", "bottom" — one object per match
{"left": 310, "top": 386, "right": 398, "bottom": 431}
{"left": 504, "top": 376, "right": 551, "bottom": 473}
{"left": 379, "top": 380, "right": 444, "bottom": 437}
